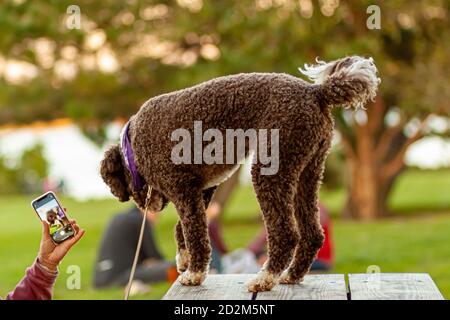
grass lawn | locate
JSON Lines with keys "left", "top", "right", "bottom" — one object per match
{"left": 0, "top": 169, "right": 449, "bottom": 299}
{"left": 320, "top": 168, "right": 450, "bottom": 216}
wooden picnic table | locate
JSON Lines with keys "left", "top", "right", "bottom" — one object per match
{"left": 163, "top": 273, "right": 444, "bottom": 300}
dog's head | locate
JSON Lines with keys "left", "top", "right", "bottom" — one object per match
{"left": 100, "top": 144, "right": 168, "bottom": 212}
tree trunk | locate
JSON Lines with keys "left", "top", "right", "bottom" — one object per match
{"left": 343, "top": 122, "right": 389, "bottom": 220}
{"left": 339, "top": 97, "right": 426, "bottom": 220}
{"left": 344, "top": 157, "right": 390, "bottom": 220}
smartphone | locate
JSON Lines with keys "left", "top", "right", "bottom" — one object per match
{"left": 31, "top": 191, "right": 75, "bottom": 244}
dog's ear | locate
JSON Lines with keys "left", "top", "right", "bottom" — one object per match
{"left": 147, "top": 188, "right": 169, "bottom": 212}
{"left": 132, "top": 187, "right": 169, "bottom": 212}
{"left": 100, "top": 144, "right": 130, "bottom": 202}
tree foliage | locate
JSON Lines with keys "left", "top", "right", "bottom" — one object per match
{"left": 0, "top": 143, "right": 48, "bottom": 194}
{"left": 0, "top": 0, "right": 448, "bottom": 217}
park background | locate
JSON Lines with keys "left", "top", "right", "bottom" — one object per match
{"left": 0, "top": 0, "right": 449, "bottom": 299}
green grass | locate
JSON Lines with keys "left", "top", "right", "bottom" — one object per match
{"left": 389, "top": 169, "right": 450, "bottom": 213}
{"left": 0, "top": 169, "right": 449, "bottom": 299}
{"left": 319, "top": 169, "right": 450, "bottom": 216}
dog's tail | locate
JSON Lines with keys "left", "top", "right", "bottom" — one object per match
{"left": 299, "top": 56, "right": 380, "bottom": 109}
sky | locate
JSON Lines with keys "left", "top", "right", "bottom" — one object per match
{"left": 0, "top": 122, "right": 448, "bottom": 200}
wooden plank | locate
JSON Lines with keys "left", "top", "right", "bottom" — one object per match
{"left": 348, "top": 273, "right": 444, "bottom": 300}
{"left": 256, "top": 274, "right": 347, "bottom": 300}
{"left": 163, "top": 274, "right": 254, "bottom": 300}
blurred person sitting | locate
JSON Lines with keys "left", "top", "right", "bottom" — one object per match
{"left": 93, "top": 206, "right": 179, "bottom": 291}
{"left": 207, "top": 202, "right": 334, "bottom": 274}
{"left": 2, "top": 217, "right": 85, "bottom": 300}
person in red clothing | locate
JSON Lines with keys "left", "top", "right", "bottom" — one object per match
{"left": 2, "top": 217, "right": 85, "bottom": 300}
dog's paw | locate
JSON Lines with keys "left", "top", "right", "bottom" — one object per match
{"left": 175, "top": 249, "right": 190, "bottom": 273}
{"left": 246, "top": 270, "right": 278, "bottom": 292}
{"left": 278, "top": 270, "right": 304, "bottom": 285}
{"left": 179, "top": 270, "right": 206, "bottom": 286}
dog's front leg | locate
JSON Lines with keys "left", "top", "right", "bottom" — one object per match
{"left": 174, "top": 220, "right": 190, "bottom": 273}
{"left": 174, "top": 186, "right": 216, "bottom": 274}
{"left": 173, "top": 191, "right": 211, "bottom": 286}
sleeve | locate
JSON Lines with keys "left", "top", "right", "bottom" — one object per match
{"left": 5, "top": 260, "right": 58, "bottom": 300}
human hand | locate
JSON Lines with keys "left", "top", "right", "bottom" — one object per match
{"left": 37, "top": 213, "right": 85, "bottom": 272}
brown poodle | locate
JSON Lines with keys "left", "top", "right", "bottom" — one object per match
{"left": 100, "top": 56, "right": 379, "bottom": 292}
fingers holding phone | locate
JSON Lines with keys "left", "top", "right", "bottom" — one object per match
{"left": 60, "top": 219, "right": 85, "bottom": 250}
{"left": 38, "top": 212, "right": 85, "bottom": 272}
{"left": 32, "top": 192, "right": 85, "bottom": 271}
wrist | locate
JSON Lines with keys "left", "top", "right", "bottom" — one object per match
{"left": 37, "top": 256, "right": 59, "bottom": 273}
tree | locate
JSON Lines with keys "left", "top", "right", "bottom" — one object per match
{"left": 0, "top": 0, "right": 448, "bottom": 218}
{"left": 0, "top": 143, "right": 48, "bottom": 194}
{"left": 329, "top": 1, "right": 450, "bottom": 219}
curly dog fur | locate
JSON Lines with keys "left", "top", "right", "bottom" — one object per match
{"left": 100, "top": 56, "right": 379, "bottom": 292}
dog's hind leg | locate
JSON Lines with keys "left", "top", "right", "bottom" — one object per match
{"left": 246, "top": 164, "right": 300, "bottom": 292}
{"left": 279, "top": 140, "right": 329, "bottom": 284}
{"left": 174, "top": 186, "right": 216, "bottom": 274}
{"left": 172, "top": 189, "right": 211, "bottom": 286}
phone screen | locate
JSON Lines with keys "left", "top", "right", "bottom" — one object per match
{"left": 32, "top": 192, "right": 74, "bottom": 243}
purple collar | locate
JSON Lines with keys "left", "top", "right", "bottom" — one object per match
{"left": 120, "top": 121, "right": 146, "bottom": 192}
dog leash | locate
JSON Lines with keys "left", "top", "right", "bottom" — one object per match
{"left": 124, "top": 186, "right": 152, "bottom": 300}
